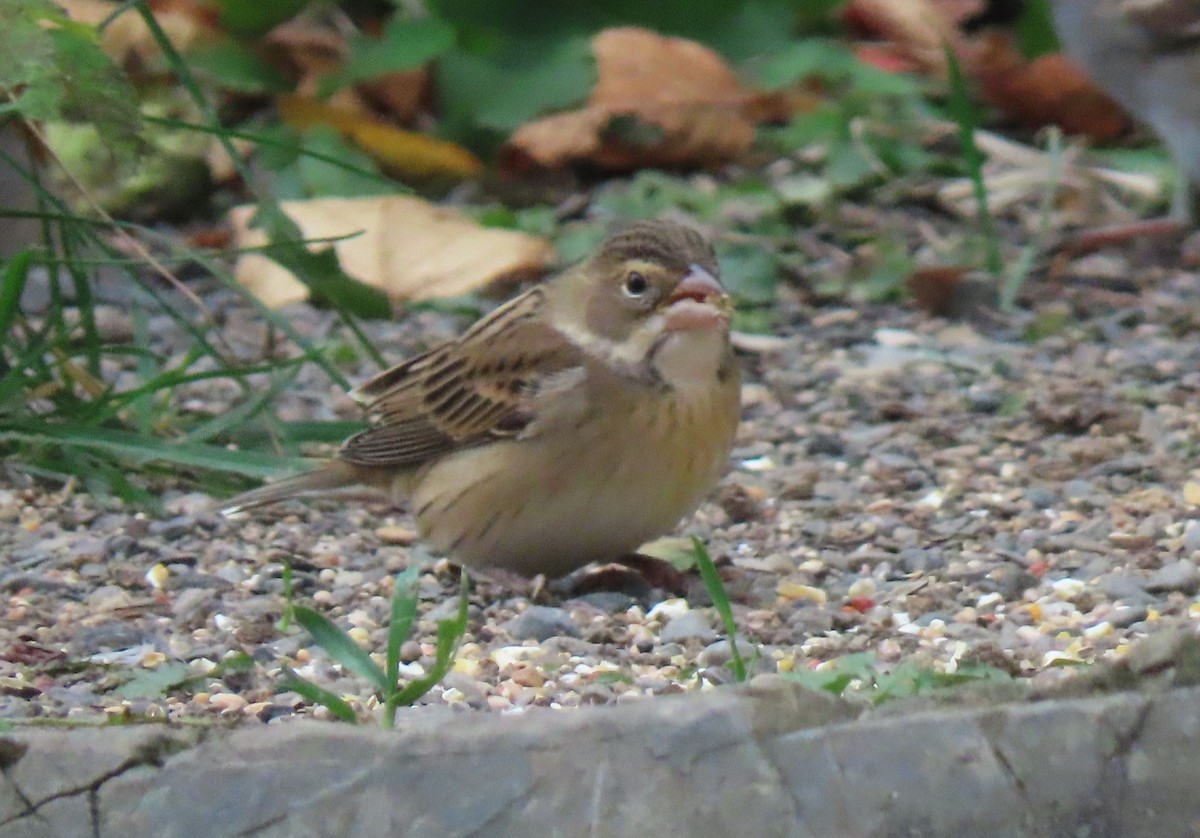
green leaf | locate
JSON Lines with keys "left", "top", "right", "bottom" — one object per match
{"left": 294, "top": 605, "right": 389, "bottom": 692}
{"left": 437, "top": 35, "right": 595, "bottom": 133}
{"left": 754, "top": 39, "right": 858, "bottom": 89}
{"left": 0, "top": 0, "right": 141, "bottom": 148}
{"left": 280, "top": 668, "right": 359, "bottom": 723}
{"left": 331, "top": 16, "right": 455, "bottom": 90}
{"left": 115, "top": 662, "right": 196, "bottom": 699}
{"left": 1015, "top": 0, "right": 1060, "bottom": 60}
{"left": 215, "top": 0, "right": 309, "bottom": 37}
{"left": 186, "top": 40, "right": 291, "bottom": 94}
{"left": 386, "top": 567, "right": 421, "bottom": 688}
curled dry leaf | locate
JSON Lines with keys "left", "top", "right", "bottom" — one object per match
{"left": 972, "top": 34, "right": 1129, "bottom": 141}
{"left": 228, "top": 196, "right": 556, "bottom": 307}
{"left": 845, "top": 0, "right": 968, "bottom": 79}
{"left": 502, "top": 27, "right": 763, "bottom": 173}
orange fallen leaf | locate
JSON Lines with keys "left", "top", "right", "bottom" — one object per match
{"left": 972, "top": 35, "right": 1130, "bottom": 142}
{"left": 502, "top": 27, "right": 763, "bottom": 173}
{"left": 228, "top": 196, "right": 556, "bottom": 307}
{"left": 279, "top": 95, "right": 481, "bottom": 181}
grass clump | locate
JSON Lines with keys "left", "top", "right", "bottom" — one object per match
{"left": 785, "top": 652, "right": 1013, "bottom": 705}
{"left": 282, "top": 568, "right": 470, "bottom": 726}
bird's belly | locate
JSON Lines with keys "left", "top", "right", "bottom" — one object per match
{"left": 408, "top": 385, "right": 738, "bottom": 577}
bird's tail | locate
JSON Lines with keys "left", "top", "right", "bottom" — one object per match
{"left": 219, "top": 461, "right": 360, "bottom": 518}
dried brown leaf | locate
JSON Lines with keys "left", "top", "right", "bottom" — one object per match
{"left": 228, "top": 196, "right": 555, "bottom": 307}
{"left": 502, "top": 27, "right": 760, "bottom": 172}
{"left": 972, "top": 35, "right": 1130, "bottom": 141}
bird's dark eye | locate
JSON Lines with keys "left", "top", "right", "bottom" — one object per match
{"left": 623, "top": 271, "right": 649, "bottom": 298}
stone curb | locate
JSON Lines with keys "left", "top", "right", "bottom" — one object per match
{"left": 2, "top": 675, "right": 1200, "bottom": 838}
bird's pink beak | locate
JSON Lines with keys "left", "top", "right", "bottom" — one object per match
{"left": 664, "top": 265, "right": 730, "bottom": 331}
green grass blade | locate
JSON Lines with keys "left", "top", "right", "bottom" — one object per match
{"left": 277, "top": 562, "right": 294, "bottom": 632}
{"left": 182, "top": 363, "right": 303, "bottom": 444}
{"left": 280, "top": 668, "right": 358, "bottom": 723}
{"left": 691, "top": 537, "right": 747, "bottom": 682}
{"left": 386, "top": 567, "right": 421, "bottom": 689}
{"left": 1001, "top": 127, "right": 1063, "bottom": 312}
{"left": 390, "top": 572, "right": 469, "bottom": 708}
{"left": 0, "top": 423, "right": 310, "bottom": 479}
{"left": 293, "top": 605, "right": 389, "bottom": 692}
{"left": 944, "top": 45, "right": 1002, "bottom": 278}
{"left": 0, "top": 250, "right": 34, "bottom": 341}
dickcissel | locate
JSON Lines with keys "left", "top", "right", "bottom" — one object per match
{"left": 222, "top": 220, "right": 742, "bottom": 577}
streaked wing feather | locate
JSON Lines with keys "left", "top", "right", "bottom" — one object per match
{"left": 339, "top": 420, "right": 454, "bottom": 468}
{"left": 339, "top": 288, "right": 581, "bottom": 468}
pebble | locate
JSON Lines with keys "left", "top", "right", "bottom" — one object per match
{"left": 577, "top": 592, "right": 638, "bottom": 613}
{"left": 806, "top": 434, "right": 845, "bottom": 456}
{"left": 777, "top": 581, "right": 828, "bottom": 604}
{"left": 646, "top": 599, "right": 689, "bottom": 621}
{"left": 1108, "top": 603, "right": 1149, "bottom": 628}
{"left": 698, "top": 639, "right": 757, "bottom": 668}
{"left": 659, "top": 611, "right": 716, "bottom": 644}
{"left": 376, "top": 525, "right": 418, "bottom": 545}
{"left": 1094, "top": 572, "right": 1150, "bottom": 602}
{"left": 1145, "top": 560, "right": 1200, "bottom": 595}
{"left": 14, "top": 251, "right": 1200, "bottom": 723}
{"left": 502, "top": 607, "right": 579, "bottom": 642}
{"left": 149, "top": 516, "right": 194, "bottom": 540}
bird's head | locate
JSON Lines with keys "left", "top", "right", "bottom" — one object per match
{"left": 555, "top": 220, "right": 733, "bottom": 385}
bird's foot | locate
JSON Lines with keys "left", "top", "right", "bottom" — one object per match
{"left": 551, "top": 554, "right": 690, "bottom": 599}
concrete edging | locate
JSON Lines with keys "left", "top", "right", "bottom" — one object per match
{"left": 2, "top": 674, "right": 1199, "bottom": 837}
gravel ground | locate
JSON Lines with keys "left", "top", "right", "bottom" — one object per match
{"left": 6, "top": 219, "right": 1200, "bottom": 725}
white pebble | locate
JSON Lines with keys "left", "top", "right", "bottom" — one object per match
{"left": 646, "top": 598, "right": 689, "bottom": 621}
{"left": 492, "top": 646, "right": 538, "bottom": 670}
{"left": 741, "top": 456, "right": 776, "bottom": 471}
{"left": 917, "top": 490, "right": 944, "bottom": 509}
{"left": 1051, "top": 578, "right": 1085, "bottom": 599}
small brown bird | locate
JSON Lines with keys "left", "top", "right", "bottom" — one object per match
{"left": 1052, "top": 0, "right": 1200, "bottom": 219}
{"left": 221, "top": 220, "right": 742, "bottom": 578}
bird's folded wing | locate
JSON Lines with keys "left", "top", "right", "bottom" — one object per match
{"left": 340, "top": 287, "right": 583, "bottom": 468}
